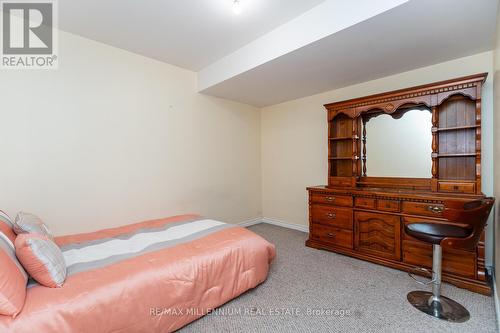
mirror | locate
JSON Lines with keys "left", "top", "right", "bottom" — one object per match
{"left": 362, "top": 108, "right": 432, "bottom": 178}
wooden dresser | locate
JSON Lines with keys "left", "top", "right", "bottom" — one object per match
{"left": 306, "top": 74, "right": 491, "bottom": 295}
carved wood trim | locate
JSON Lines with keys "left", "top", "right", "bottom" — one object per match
{"left": 431, "top": 106, "right": 438, "bottom": 183}
{"left": 476, "top": 98, "right": 482, "bottom": 194}
{"left": 305, "top": 188, "right": 472, "bottom": 205}
{"left": 436, "top": 87, "right": 476, "bottom": 105}
{"left": 362, "top": 117, "right": 367, "bottom": 177}
{"left": 324, "top": 73, "right": 487, "bottom": 118}
{"left": 352, "top": 118, "right": 358, "bottom": 176}
{"left": 354, "top": 96, "right": 431, "bottom": 118}
{"left": 362, "top": 105, "right": 431, "bottom": 124}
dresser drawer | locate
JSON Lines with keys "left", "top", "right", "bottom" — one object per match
{"left": 328, "top": 177, "right": 353, "bottom": 187}
{"left": 438, "top": 182, "right": 475, "bottom": 194}
{"left": 477, "top": 244, "right": 485, "bottom": 259}
{"left": 354, "top": 197, "right": 376, "bottom": 209}
{"left": 311, "top": 205, "right": 353, "bottom": 229}
{"left": 354, "top": 212, "right": 401, "bottom": 260}
{"left": 377, "top": 199, "right": 400, "bottom": 212}
{"left": 310, "top": 193, "right": 353, "bottom": 207}
{"left": 402, "top": 201, "right": 444, "bottom": 217}
{"left": 402, "top": 240, "right": 476, "bottom": 279}
{"left": 311, "top": 224, "right": 353, "bottom": 249}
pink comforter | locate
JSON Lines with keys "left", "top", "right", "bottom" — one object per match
{"left": 0, "top": 214, "right": 276, "bottom": 332}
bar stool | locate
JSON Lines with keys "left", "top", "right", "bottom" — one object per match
{"left": 405, "top": 198, "right": 495, "bottom": 323}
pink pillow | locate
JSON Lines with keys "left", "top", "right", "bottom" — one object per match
{"left": 0, "top": 231, "right": 28, "bottom": 317}
{"left": 0, "top": 210, "right": 16, "bottom": 243}
{"left": 15, "top": 234, "right": 67, "bottom": 288}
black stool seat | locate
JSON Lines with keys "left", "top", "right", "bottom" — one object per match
{"left": 405, "top": 223, "right": 470, "bottom": 245}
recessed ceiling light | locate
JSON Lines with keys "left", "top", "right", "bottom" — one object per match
{"left": 233, "top": 0, "right": 242, "bottom": 15}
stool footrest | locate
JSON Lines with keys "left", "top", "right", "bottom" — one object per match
{"left": 408, "top": 267, "right": 436, "bottom": 286}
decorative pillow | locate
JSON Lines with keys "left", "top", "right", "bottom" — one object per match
{"left": 0, "top": 231, "right": 28, "bottom": 317}
{"left": 13, "top": 212, "right": 53, "bottom": 240}
{"left": 15, "top": 234, "right": 67, "bottom": 288}
{"left": 0, "top": 210, "right": 16, "bottom": 243}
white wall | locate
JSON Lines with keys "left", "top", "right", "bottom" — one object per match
{"left": 261, "top": 51, "right": 495, "bottom": 265}
{"left": 0, "top": 31, "right": 262, "bottom": 235}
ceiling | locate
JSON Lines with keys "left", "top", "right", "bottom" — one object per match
{"left": 60, "top": 0, "right": 499, "bottom": 107}
{"left": 59, "top": 0, "right": 327, "bottom": 71}
{"left": 201, "top": 0, "right": 499, "bottom": 106}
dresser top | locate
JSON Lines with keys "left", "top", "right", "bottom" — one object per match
{"left": 307, "top": 185, "right": 484, "bottom": 202}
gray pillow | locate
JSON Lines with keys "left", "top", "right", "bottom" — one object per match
{"left": 13, "top": 212, "right": 54, "bottom": 240}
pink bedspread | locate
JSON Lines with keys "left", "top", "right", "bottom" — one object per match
{"left": 0, "top": 214, "right": 276, "bottom": 333}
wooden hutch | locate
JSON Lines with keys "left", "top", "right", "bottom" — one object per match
{"left": 306, "top": 73, "right": 491, "bottom": 294}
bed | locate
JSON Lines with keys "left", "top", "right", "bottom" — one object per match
{"left": 0, "top": 214, "right": 276, "bottom": 333}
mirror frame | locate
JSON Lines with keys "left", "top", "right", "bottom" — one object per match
{"left": 361, "top": 105, "right": 432, "bottom": 179}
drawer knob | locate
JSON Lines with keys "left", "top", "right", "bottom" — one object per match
{"left": 327, "top": 232, "right": 336, "bottom": 238}
{"left": 427, "top": 205, "right": 444, "bottom": 214}
{"left": 326, "top": 213, "right": 336, "bottom": 219}
{"left": 325, "top": 196, "right": 335, "bottom": 202}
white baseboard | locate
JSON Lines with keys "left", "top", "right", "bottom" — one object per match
{"left": 238, "top": 217, "right": 309, "bottom": 233}
{"left": 261, "top": 217, "right": 309, "bottom": 233}
{"left": 492, "top": 270, "right": 500, "bottom": 332}
{"left": 238, "top": 217, "right": 263, "bottom": 228}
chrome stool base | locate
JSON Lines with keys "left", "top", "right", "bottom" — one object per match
{"left": 407, "top": 291, "right": 470, "bottom": 323}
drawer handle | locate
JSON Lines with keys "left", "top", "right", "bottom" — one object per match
{"left": 327, "top": 232, "right": 336, "bottom": 238}
{"left": 326, "top": 213, "right": 336, "bottom": 219}
{"left": 325, "top": 196, "right": 335, "bottom": 202}
{"left": 427, "top": 205, "right": 444, "bottom": 214}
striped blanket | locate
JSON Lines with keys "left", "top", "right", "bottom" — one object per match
{"left": 62, "top": 217, "right": 232, "bottom": 276}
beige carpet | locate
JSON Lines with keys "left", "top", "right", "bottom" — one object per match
{"left": 179, "top": 223, "right": 497, "bottom": 333}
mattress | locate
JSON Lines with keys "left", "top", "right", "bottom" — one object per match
{"left": 0, "top": 214, "right": 276, "bottom": 333}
